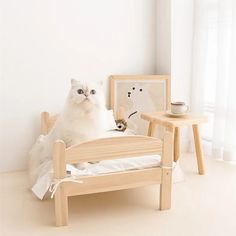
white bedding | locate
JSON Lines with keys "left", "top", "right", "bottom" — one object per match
{"left": 31, "top": 130, "right": 184, "bottom": 200}
{"left": 32, "top": 155, "right": 163, "bottom": 199}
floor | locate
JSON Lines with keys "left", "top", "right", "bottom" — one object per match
{"left": 1, "top": 154, "right": 236, "bottom": 236}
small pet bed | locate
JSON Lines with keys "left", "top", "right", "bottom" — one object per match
{"left": 34, "top": 112, "right": 175, "bottom": 226}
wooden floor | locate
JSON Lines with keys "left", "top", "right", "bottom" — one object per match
{"left": 1, "top": 154, "right": 236, "bottom": 236}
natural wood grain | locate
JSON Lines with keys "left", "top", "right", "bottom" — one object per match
{"left": 66, "top": 135, "right": 163, "bottom": 164}
{"left": 147, "top": 122, "right": 157, "bottom": 137}
{"left": 141, "top": 112, "right": 207, "bottom": 174}
{"left": 41, "top": 112, "right": 59, "bottom": 135}
{"left": 109, "top": 75, "right": 171, "bottom": 111}
{"left": 110, "top": 75, "right": 170, "bottom": 81}
{"left": 41, "top": 112, "right": 49, "bottom": 135}
{"left": 65, "top": 168, "right": 162, "bottom": 196}
{"left": 165, "top": 126, "right": 174, "bottom": 134}
{"left": 174, "top": 127, "right": 180, "bottom": 162}
{"left": 160, "top": 132, "right": 173, "bottom": 210}
{"left": 41, "top": 109, "right": 173, "bottom": 226}
{"left": 161, "top": 132, "right": 173, "bottom": 167}
{"left": 141, "top": 112, "right": 208, "bottom": 128}
{"left": 53, "top": 140, "right": 68, "bottom": 226}
{"left": 192, "top": 124, "right": 205, "bottom": 175}
{"left": 160, "top": 168, "right": 172, "bottom": 210}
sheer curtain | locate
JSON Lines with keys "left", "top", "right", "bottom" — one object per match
{"left": 191, "top": 0, "right": 236, "bottom": 162}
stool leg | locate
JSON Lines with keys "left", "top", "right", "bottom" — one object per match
{"left": 147, "top": 122, "right": 157, "bottom": 137}
{"left": 192, "top": 124, "right": 205, "bottom": 175}
{"left": 166, "top": 126, "right": 175, "bottom": 162}
{"left": 174, "top": 127, "right": 180, "bottom": 162}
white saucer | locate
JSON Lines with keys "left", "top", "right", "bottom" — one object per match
{"left": 165, "top": 110, "right": 188, "bottom": 117}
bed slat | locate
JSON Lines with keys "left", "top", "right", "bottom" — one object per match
{"left": 64, "top": 167, "right": 162, "bottom": 196}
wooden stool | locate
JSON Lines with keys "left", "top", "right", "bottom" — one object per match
{"left": 141, "top": 112, "right": 208, "bottom": 175}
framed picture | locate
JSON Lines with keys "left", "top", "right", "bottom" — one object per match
{"left": 109, "top": 75, "right": 170, "bottom": 135}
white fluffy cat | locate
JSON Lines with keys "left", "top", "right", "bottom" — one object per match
{"left": 28, "top": 79, "right": 116, "bottom": 187}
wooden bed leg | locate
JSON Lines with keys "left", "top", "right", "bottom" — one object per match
{"left": 55, "top": 188, "right": 68, "bottom": 227}
{"left": 41, "top": 112, "right": 49, "bottom": 135}
{"left": 160, "top": 168, "right": 172, "bottom": 210}
{"left": 53, "top": 140, "right": 68, "bottom": 226}
{"left": 160, "top": 130, "right": 173, "bottom": 210}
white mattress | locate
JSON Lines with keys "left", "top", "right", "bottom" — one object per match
{"left": 66, "top": 155, "right": 162, "bottom": 176}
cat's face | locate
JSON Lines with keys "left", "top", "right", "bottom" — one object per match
{"left": 68, "top": 79, "right": 105, "bottom": 108}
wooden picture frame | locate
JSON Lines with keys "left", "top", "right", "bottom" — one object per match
{"left": 109, "top": 75, "right": 171, "bottom": 135}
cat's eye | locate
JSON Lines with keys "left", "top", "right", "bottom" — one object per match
{"left": 77, "top": 89, "right": 84, "bottom": 94}
{"left": 90, "top": 89, "right": 96, "bottom": 95}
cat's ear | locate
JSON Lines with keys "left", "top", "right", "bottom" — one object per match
{"left": 71, "top": 78, "right": 79, "bottom": 87}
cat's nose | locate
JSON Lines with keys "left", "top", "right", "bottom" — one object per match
{"left": 84, "top": 91, "right": 89, "bottom": 97}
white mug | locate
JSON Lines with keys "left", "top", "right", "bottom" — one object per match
{"left": 171, "top": 102, "right": 189, "bottom": 114}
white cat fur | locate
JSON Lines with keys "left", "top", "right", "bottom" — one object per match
{"left": 28, "top": 79, "right": 115, "bottom": 187}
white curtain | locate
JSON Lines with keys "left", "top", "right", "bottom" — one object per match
{"left": 191, "top": 0, "right": 236, "bottom": 162}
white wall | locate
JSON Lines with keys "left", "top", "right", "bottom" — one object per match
{"left": 171, "top": 0, "right": 194, "bottom": 103}
{"left": 156, "top": 0, "right": 194, "bottom": 151}
{"left": 156, "top": 0, "right": 171, "bottom": 74}
{"left": 156, "top": 0, "right": 194, "bottom": 104}
{"left": 171, "top": 0, "right": 194, "bottom": 150}
{"left": 156, "top": 0, "right": 194, "bottom": 150}
{"left": 0, "top": 0, "right": 157, "bottom": 172}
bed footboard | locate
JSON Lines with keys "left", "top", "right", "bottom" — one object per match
{"left": 53, "top": 132, "right": 173, "bottom": 226}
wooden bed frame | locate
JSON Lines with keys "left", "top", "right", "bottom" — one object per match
{"left": 41, "top": 111, "right": 173, "bottom": 227}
